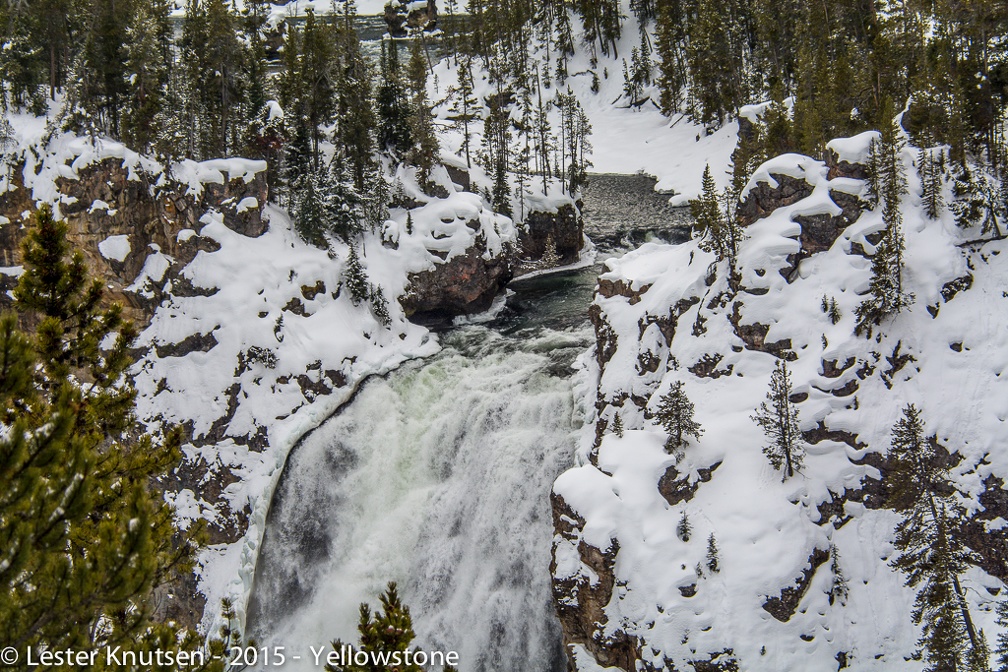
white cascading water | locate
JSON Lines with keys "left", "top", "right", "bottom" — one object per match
{"left": 247, "top": 320, "right": 592, "bottom": 672}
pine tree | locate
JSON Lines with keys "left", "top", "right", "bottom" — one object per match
{"left": 829, "top": 545, "right": 849, "bottom": 606}
{"left": 377, "top": 39, "right": 412, "bottom": 157}
{"left": 856, "top": 118, "right": 912, "bottom": 335}
{"left": 1, "top": 205, "right": 209, "bottom": 660}
{"left": 406, "top": 38, "right": 439, "bottom": 188}
{"left": 706, "top": 533, "right": 720, "bottom": 573}
{"left": 326, "top": 582, "right": 424, "bottom": 672}
{"left": 676, "top": 510, "right": 692, "bottom": 542}
{"left": 80, "top": 0, "right": 130, "bottom": 135}
{"left": 995, "top": 597, "right": 1008, "bottom": 670}
{"left": 611, "top": 412, "right": 624, "bottom": 437}
{"left": 343, "top": 244, "right": 369, "bottom": 305}
{"left": 333, "top": 19, "right": 376, "bottom": 191}
{"left": 450, "top": 55, "right": 479, "bottom": 169}
{"left": 919, "top": 148, "right": 945, "bottom": 220}
{"left": 691, "top": 164, "right": 741, "bottom": 266}
{"left": 887, "top": 404, "right": 982, "bottom": 671}
{"left": 541, "top": 234, "right": 560, "bottom": 267}
{"left": 121, "top": 0, "right": 172, "bottom": 150}
{"left": 752, "top": 359, "right": 804, "bottom": 480}
{"left": 655, "top": 380, "right": 703, "bottom": 455}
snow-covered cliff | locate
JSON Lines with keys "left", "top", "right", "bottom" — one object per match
{"left": 552, "top": 133, "right": 1008, "bottom": 671}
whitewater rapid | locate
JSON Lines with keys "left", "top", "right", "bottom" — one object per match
{"left": 247, "top": 324, "right": 591, "bottom": 672}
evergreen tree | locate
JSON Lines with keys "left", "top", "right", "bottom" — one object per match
{"left": 655, "top": 380, "right": 703, "bottom": 455}
{"left": 326, "top": 582, "right": 425, "bottom": 672}
{"left": 122, "top": 0, "right": 172, "bottom": 151}
{"left": 376, "top": 39, "right": 412, "bottom": 157}
{"left": 752, "top": 359, "right": 804, "bottom": 480}
{"left": 887, "top": 404, "right": 982, "bottom": 671}
{"left": 292, "top": 158, "right": 363, "bottom": 246}
{"left": 691, "top": 164, "right": 741, "bottom": 266}
{"left": 80, "top": 0, "right": 130, "bottom": 134}
{"left": 856, "top": 119, "right": 912, "bottom": 335}
{"left": 995, "top": 597, "right": 1008, "bottom": 670}
{"left": 333, "top": 18, "right": 376, "bottom": 191}
{"left": 242, "top": 0, "right": 271, "bottom": 121}
{"left": 541, "top": 234, "right": 560, "bottom": 267}
{"left": 919, "top": 148, "right": 945, "bottom": 221}
{"left": 1, "top": 205, "right": 209, "bottom": 661}
{"left": 343, "top": 244, "right": 370, "bottom": 306}
{"left": 706, "top": 533, "right": 720, "bottom": 573}
{"left": 611, "top": 412, "right": 624, "bottom": 437}
{"left": 829, "top": 545, "right": 848, "bottom": 606}
{"left": 450, "top": 55, "right": 479, "bottom": 169}
{"left": 405, "top": 38, "right": 439, "bottom": 188}
{"left": 676, "top": 510, "right": 691, "bottom": 542}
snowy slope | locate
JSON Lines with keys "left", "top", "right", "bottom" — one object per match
{"left": 553, "top": 133, "right": 1008, "bottom": 671}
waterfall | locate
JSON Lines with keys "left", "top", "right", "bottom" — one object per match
{"left": 247, "top": 323, "right": 591, "bottom": 672}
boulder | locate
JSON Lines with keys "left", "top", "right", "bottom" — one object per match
{"left": 399, "top": 233, "right": 513, "bottom": 323}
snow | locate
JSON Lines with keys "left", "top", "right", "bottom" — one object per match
{"left": 98, "top": 234, "right": 131, "bottom": 262}
{"left": 555, "top": 133, "right": 1008, "bottom": 670}
{"left": 236, "top": 197, "right": 258, "bottom": 213}
{"left": 826, "top": 131, "right": 880, "bottom": 165}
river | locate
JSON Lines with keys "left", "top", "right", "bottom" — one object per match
{"left": 245, "top": 175, "right": 690, "bottom": 671}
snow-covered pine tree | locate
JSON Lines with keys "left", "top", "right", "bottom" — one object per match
{"left": 406, "top": 38, "right": 439, "bottom": 189}
{"left": 995, "top": 598, "right": 1008, "bottom": 670}
{"left": 829, "top": 545, "right": 848, "bottom": 606}
{"left": 856, "top": 116, "right": 912, "bottom": 335}
{"left": 326, "top": 583, "right": 425, "bottom": 672}
{"left": 691, "top": 164, "right": 740, "bottom": 267}
{"left": 343, "top": 244, "right": 369, "bottom": 305}
{"left": 677, "top": 510, "right": 692, "bottom": 542}
{"left": 706, "top": 533, "right": 720, "bottom": 573}
{"left": 655, "top": 380, "right": 703, "bottom": 455}
{"left": 918, "top": 148, "right": 945, "bottom": 220}
{"left": 325, "top": 158, "right": 364, "bottom": 243}
{"left": 377, "top": 39, "right": 412, "bottom": 158}
{"left": 752, "top": 358, "right": 804, "bottom": 480}
{"left": 450, "top": 55, "right": 479, "bottom": 169}
{"left": 541, "top": 234, "right": 560, "bottom": 268}
{"left": 121, "top": 0, "right": 172, "bottom": 151}
{"left": 887, "top": 404, "right": 983, "bottom": 672}
{"left": 333, "top": 16, "right": 376, "bottom": 191}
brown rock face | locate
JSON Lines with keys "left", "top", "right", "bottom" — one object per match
{"left": 399, "top": 233, "right": 513, "bottom": 323}
{"left": 520, "top": 203, "right": 584, "bottom": 265}
{"left": 737, "top": 173, "right": 814, "bottom": 228}
{"left": 551, "top": 492, "right": 638, "bottom": 672}
{"left": 0, "top": 157, "right": 267, "bottom": 321}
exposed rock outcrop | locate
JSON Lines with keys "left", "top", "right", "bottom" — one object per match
{"left": 384, "top": 0, "right": 437, "bottom": 37}
{"left": 520, "top": 203, "right": 584, "bottom": 266}
{"left": 400, "top": 233, "right": 514, "bottom": 323}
